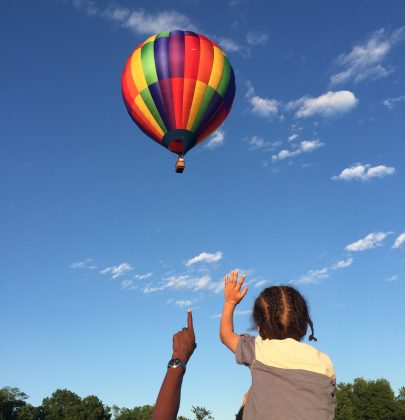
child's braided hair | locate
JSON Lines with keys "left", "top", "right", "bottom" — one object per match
{"left": 252, "top": 286, "right": 317, "bottom": 342}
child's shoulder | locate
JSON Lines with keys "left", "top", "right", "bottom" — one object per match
{"left": 254, "top": 338, "right": 335, "bottom": 378}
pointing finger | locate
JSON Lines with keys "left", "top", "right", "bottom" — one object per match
{"left": 187, "top": 309, "right": 194, "bottom": 330}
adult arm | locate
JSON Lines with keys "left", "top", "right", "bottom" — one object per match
{"left": 152, "top": 367, "right": 184, "bottom": 420}
{"left": 220, "top": 270, "right": 248, "bottom": 353}
{"left": 152, "top": 310, "right": 196, "bottom": 420}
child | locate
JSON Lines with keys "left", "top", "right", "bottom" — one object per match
{"left": 220, "top": 270, "right": 336, "bottom": 420}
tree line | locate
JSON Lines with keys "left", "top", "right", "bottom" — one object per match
{"left": 1, "top": 377, "right": 404, "bottom": 419}
{"left": 0, "top": 388, "right": 211, "bottom": 420}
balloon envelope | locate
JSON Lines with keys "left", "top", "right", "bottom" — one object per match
{"left": 121, "top": 30, "right": 236, "bottom": 156}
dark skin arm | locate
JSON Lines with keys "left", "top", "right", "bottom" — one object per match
{"left": 152, "top": 310, "right": 196, "bottom": 420}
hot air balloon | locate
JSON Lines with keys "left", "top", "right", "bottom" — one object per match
{"left": 121, "top": 30, "right": 236, "bottom": 173}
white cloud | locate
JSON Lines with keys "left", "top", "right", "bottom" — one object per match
{"left": 235, "top": 309, "right": 252, "bottom": 316}
{"left": 72, "top": 2, "right": 253, "bottom": 57}
{"left": 254, "top": 279, "right": 267, "bottom": 288}
{"left": 392, "top": 232, "right": 405, "bottom": 249}
{"left": 332, "top": 257, "right": 353, "bottom": 269}
{"left": 193, "top": 276, "right": 212, "bottom": 290}
{"left": 142, "top": 274, "right": 223, "bottom": 294}
{"left": 175, "top": 299, "right": 193, "bottom": 308}
{"left": 272, "top": 140, "right": 324, "bottom": 162}
{"left": 121, "top": 10, "right": 196, "bottom": 34}
{"left": 70, "top": 258, "right": 97, "bottom": 270}
{"left": 246, "top": 82, "right": 279, "bottom": 118}
{"left": 249, "top": 96, "right": 279, "bottom": 118}
{"left": 121, "top": 279, "right": 137, "bottom": 290}
{"left": 149, "top": 267, "right": 247, "bottom": 297}
{"left": 292, "top": 268, "right": 329, "bottom": 285}
{"left": 300, "top": 140, "right": 323, "bottom": 152}
{"left": 142, "top": 285, "right": 165, "bottom": 294}
{"left": 249, "top": 136, "right": 266, "bottom": 150}
{"left": 74, "top": 2, "right": 197, "bottom": 34}
{"left": 216, "top": 37, "right": 243, "bottom": 53}
{"left": 288, "top": 134, "right": 299, "bottom": 142}
{"left": 185, "top": 251, "right": 223, "bottom": 266}
{"left": 164, "top": 275, "right": 191, "bottom": 289}
{"left": 134, "top": 272, "right": 153, "bottom": 280}
{"left": 120, "top": 272, "right": 151, "bottom": 286}
{"left": 210, "top": 279, "right": 225, "bottom": 294}
{"left": 288, "top": 91, "right": 358, "bottom": 118}
{"left": 330, "top": 27, "right": 405, "bottom": 86}
{"left": 332, "top": 163, "right": 396, "bottom": 181}
{"left": 291, "top": 255, "right": 355, "bottom": 285}
{"left": 386, "top": 274, "right": 399, "bottom": 282}
{"left": 382, "top": 95, "right": 405, "bottom": 109}
{"left": 345, "top": 232, "right": 390, "bottom": 252}
{"left": 101, "top": 263, "right": 133, "bottom": 279}
{"left": 205, "top": 130, "right": 225, "bottom": 149}
{"left": 246, "top": 32, "right": 269, "bottom": 46}
{"left": 291, "top": 123, "right": 303, "bottom": 132}
{"left": 217, "top": 34, "right": 268, "bottom": 56}
{"left": 73, "top": 0, "right": 98, "bottom": 16}
{"left": 211, "top": 308, "right": 251, "bottom": 319}
{"left": 102, "top": 6, "right": 130, "bottom": 22}
{"left": 246, "top": 87, "right": 357, "bottom": 121}
{"left": 247, "top": 136, "right": 281, "bottom": 151}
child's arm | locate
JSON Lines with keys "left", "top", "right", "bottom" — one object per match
{"left": 220, "top": 270, "right": 248, "bottom": 353}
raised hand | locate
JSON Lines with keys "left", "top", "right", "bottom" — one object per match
{"left": 172, "top": 309, "right": 197, "bottom": 363}
{"left": 153, "top": 310, "right": 196, "bottom": 420}
{"left": 224, "top": 270, "right": 248, "bottom": 306}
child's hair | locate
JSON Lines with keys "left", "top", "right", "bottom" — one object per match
{"left": 252, "top": 286, "right": 317, "bottom": 342}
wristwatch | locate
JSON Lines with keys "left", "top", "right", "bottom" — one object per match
{"left": 167, "top": 358, "right": 187, "bottom": 371}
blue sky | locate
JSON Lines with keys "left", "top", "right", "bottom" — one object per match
{"left": 1, "top": 0, "right": 405, "bottom": 418}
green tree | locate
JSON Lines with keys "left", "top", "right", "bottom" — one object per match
{"left": 0, "top": 387, "right": 28, "bottom": 420}
{"left": 191, "top": 406, "right": 213, "bottom": 420}
{"left": 16, "top": 404, "right": 44, "bottom": 420}
{"left": 396, "top": 387, "right": 405, "bottom": 419}
{"left": 335, "top": 382, "right": 355, "bottom": 420}
{"left": 41, "top": 389, "right": 110, "bottom": 420}
{"left": 42, "top": 389, "right": 82, "bottom": 420}
{"left": 352, "top": 378, "right": 399, "bottom": 420}
{"left": 111, "top": 405, "right": 121, "bottom": 419}
{"left": 80, "top": 396, "right": 111, "bottom": 420}
{"left": 336, "top": 378, "right": 403, "bottom": 420}
{"left": 114, "top": 405, "right": 154, "bottom": 420}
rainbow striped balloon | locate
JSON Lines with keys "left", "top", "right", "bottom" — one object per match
{"left": 121, "top": 30, "right": 236, "bottom": 157}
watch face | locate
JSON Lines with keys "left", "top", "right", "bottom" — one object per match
{"left": 168, "top": 358, "right": 186, "bottom": 370}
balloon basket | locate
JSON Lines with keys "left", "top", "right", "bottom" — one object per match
{"left": 175, "top": 156, "right": 185, "bottom": 173}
